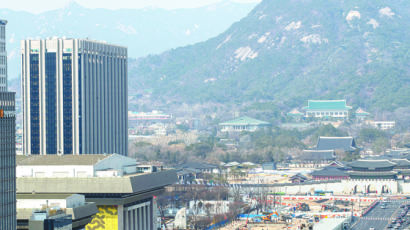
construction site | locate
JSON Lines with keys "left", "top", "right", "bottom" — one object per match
{"left": 216, "top": 194, "right": 378, "bottom": 230}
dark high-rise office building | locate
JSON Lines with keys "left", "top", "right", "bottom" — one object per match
{"left": 0, "top": 20, "right": 7, "bottom": 92}
{"left": 0, "top": 19, "right": 16, "bottom": 230}
{"left": 21, "top": 38, "right": 128, "bottom": 155}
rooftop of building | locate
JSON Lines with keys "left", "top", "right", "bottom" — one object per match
{"left": 0, "top": 19, "right": 7, "bottom": 25}
{"left": 391, "top": 159, "right": 410, "bottom": 167}
{"left": 299, "top": 150, "right": 336, "bottom": 161}
{"left": 327, "top": 160, "right": 350, "bottom": 169}
{"left": 290, "top": 173, "right": 308, "bottom": 180}
{"left": 16, "top": 154, "right": 129, "bottom": 166}
{"left": 314, "top": 217, "right": 350, "bottom": 230}
{"left": 303, "top": 100, "right": 352, "bottom": 111}
{"left": 178, "top": 162, "right": 218, "bottom": 170}
{"left": 348, "top": 171, "right": 397, "bottom": 176}
{"left": 387, "top": 148, "right": 410, "bottom": 156}
{"left": 219, "top": 116, "right": 270, "bottom": 126}
{"left": 348, "top": 159, "right": 396, "bottom": 169}
{"left": 177, "top": 168, "right": 202, "bottom": 176}
{"left": 355, "top": 107, "right": 370, "bottom": 115}
{"left": 224, "top": 161, "right": 241, "bottom": 167}
{"left": 22, "top": 37, "right": 127, "bottom": 49}
{"left": 316, "top": 136, "right": 357, "bottom": 151}
{"left": 17, "top": 194, "right": 78, "bottom": 200}
{"left": 17, "top": 170, "right": 177, "bottom": 195}
{"left": 17, "top": 202, "right": 98, "bottom": 226}
{"left": 311, "top": 166, "right": 348, "bottom": 177}
{"left": 287, "top": 108, "right": 304, "bottom": 116}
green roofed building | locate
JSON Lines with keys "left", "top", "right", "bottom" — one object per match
{"left": 303, "top": 100, "right": 352, "bottom": 118}
{"left": 287, "top": 108, "right": 304, "bottom": 117}
{"left": 355, "top": 108, "right": 370, "bottom": 120}
{"left": 219, "top": 116, "right": 270, "bottom": 132}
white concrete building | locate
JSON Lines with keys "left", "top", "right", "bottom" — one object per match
{"left": 16, "top": 154, "right": 177, "bottom": 230}
{"left": 367, "top": 120, "right": 396, "bottom": 130}
{"left": 17, "top": 194, "right": 85, "bottom": 210}
{"left": 21, "top": 38, "right": 128, "bottom": 155}
{"left": 17, "top": 194, "right": 98, "bottom": 229}
{"left": 16, "top": 154, "right": 137, "bottom": 178}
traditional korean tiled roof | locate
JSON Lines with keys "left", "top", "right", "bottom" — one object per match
{"left": 179, "top": 162, "right": 218, "bottom": 170}
{"left": 225, "top": 161, "right": 241, "bottom": 167}
{"left": 219, "top": 116, "right": 270, "bottom": 126}
{"left": 287, "top": 108, "right": 304, "bottom": 116}
{"left": 177, "top": 168, "right": 201, "bottom": 175}
{"left": 290, "top": 173, "right": 308, "bottom": 180}
{"left": 387, "top": 149, "right": 410, "bottom": 158}
{"left": 355, "top": 108, "right": 370, "bottom": 116}
{"left": 303, "top": 100, "right": 352, "bottom": 111}
{"left": 391, "top": 159, "right": 410, "bottom": 167}
{"left": 316, "top": 137, "right": 357, "bottom": 151}
{"left": 327, "top": 161, "right": 350, "bottom": 169}
{"left": 298, "top": 150, "right": 336, "bottom": 161}
{"left": 348, "top": 171, "right": 397, "bottom": 177}
{"left": 348, "top": 159, "right": 396, "bottom": 169}
{"left": 311, "top": 167, "right": 348, "bottom": 177}
{"left": 241, "top": 162, "right": 256, "bottom": 166}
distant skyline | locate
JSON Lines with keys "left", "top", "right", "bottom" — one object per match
{"left": 1, "top": 0, "right": 261, "bottom": 14}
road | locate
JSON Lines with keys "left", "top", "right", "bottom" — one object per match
{"left": 351, "top": 199, "right": 405, "bottom": 230}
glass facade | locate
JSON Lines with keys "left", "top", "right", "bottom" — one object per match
{"left": 0, "top": 23, "right": 6, "bottom": 92}
{"left": 30, "top": 54, "right": 40, "bottom": 154}
{"left": 63, "top": 53, "right": 73, "bottom": 154}
{"left": 0, "top": 92, "right": 16, "bottom": 230}
{"left": 22, "top": 39, "right": 128, "bottom": 156}
{"left": 78, "top": 54, "right": 82, "bottom": 154}
{"left": 45, "top": 52, "right": 57, "bottom": 154}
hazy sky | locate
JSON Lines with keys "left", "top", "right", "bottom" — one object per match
{"left": 2, "top": 0, "right": 261, "bottom": 14}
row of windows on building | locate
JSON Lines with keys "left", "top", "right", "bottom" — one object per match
{"left": 0, "top": 100, "right": 13, "bottom": 106}
{"left": 0, "top": 42, "right": 5, "bottom": 52}
{"left": 307, "top": 111, "right": 348, "bottom": 116}
{"left": 0, "top": 56, "right": 6, "bottom": 65}
{"left": 0, "top": 115, "right": 15, "bottom": 217}
{"left": 29, "top": 53, "right": 74, "bottom": 154}
{"left": 0, "top": 67, "right": 7, "bottom": 75}
{"left": 0, "top": 27, "right": 5, "bottom": 39}
{"left": 0, "top": 204, "right": 16, "bottom": 230}
{"left": 0, "top": 77, "right": 7, "bottom": 85}
{"left": 0, "top": 163, "right": 15, "bottom": 178}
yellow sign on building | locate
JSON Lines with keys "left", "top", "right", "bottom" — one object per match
{"left": 86, "top": 205, "right": 118, "bottom": 230}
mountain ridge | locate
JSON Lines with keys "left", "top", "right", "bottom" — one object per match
{"left": 2, "top": 0, "right": 257, "bottom": 79}
{"left": 129, "top": 0, "right": 410, "bottom": 112}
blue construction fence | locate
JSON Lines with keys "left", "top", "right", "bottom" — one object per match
{"left": 237, "top": 213, "right": 278, "bottom": 219}
{"left": 204, "top": 219, "right": 230, "bottom": 230}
